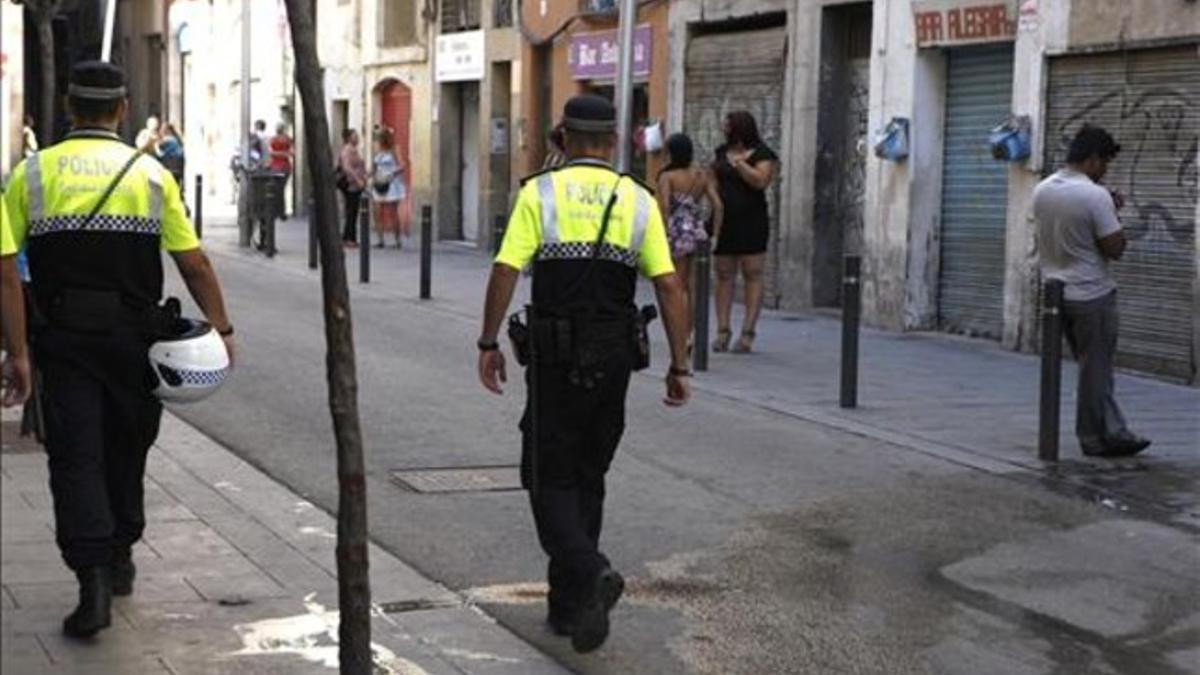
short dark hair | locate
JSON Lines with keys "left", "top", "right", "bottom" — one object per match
{"left": 342, "top": 128, "right": 356, "bottom": 142}
{"left": 70, "top": 97, "right": 122, "bottom": 122}
{"left": 1066, "top": 125, "right": 1121, "bottom": 163}
{"left": 254, "top": 119, "right": 266, "bottom": 131}
{"left": 562, "top": 128, "right": 614, "bottom": 156}
{"left": 725, "top": 111, "right": 763, "bottom": 148}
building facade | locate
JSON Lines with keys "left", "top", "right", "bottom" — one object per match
{"left": 660, "top": 0, "right": 1197, "bottom": 384}
{"left": 431, "top": 0, "right": 521, "bottom": 248}
{"left": 862, "top": 0, "right": 1198, "bottom": 384}
{"left": 518, "top": 0, "right": 672, "bottom": 188}
{"left": 2, "top": 2, "right": 25, "bottom": 177}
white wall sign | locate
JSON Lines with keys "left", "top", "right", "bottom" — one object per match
{"left": 435, "top": 31, "right": 485, "bottom": 83}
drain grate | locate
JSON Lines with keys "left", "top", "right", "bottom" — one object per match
{"left": 390, "top": 466, "right": 522, "bottom": 494}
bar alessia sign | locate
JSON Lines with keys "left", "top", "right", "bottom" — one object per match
{"left": 569, "top": 25, "right": 653, "bottom": 81}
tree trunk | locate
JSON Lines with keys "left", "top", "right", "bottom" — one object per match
{"left": 281, "top": 2, "right": 372, "bottom": 673}
{"left": 37, "top": 17, "right": 56, "bottom": 145}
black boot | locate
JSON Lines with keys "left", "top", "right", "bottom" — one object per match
{"left": 112, "top": 550, "right": 135, "bottom": 597}
{"left": 63, "top": 567, "right": 113, "bottom": 638}
{"left": 571, "top": 568, "right": 624, "bottom": 653}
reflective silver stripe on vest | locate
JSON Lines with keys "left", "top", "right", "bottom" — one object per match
{"left": 630, "top": 187, "right": 651, "bottom": 255}
{"left": 537, "top": 173, "right": 559, "bottom": 244}
{"left": 26, "top": 153, "right": 44, "bottom": 221}
{"left": 147, "top": 168, "right": 164, "bottom": 222}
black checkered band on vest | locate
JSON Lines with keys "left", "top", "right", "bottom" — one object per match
{"left": 29, "top": 215, "right": 162, "bottom": 237}
{"left": 536, "top": 241, "right": 638, "bottom": 268}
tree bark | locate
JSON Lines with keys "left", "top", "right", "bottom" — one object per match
{"left": 281, "top": 2, "right": 372, "bottom": 673}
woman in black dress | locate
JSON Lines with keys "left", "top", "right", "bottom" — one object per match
{"left": 711, "top": 111, "right": 778, "bottom": 353}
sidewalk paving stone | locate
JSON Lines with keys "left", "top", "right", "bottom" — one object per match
{"left": 2, "top": 408, "right": 568, "bottom": 674}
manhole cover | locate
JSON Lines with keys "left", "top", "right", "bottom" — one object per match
{"left": 390, "top": 466, "right": 522, "bottom": 494}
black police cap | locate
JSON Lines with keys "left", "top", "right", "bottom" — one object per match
{"left": 69, "top": 61, "right": 127, "bottom": 101}
{"left": 562, "top": 94, "right": 616, "bottom": 133}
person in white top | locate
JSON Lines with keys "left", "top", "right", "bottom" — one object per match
{"left": 1033, "top": 125, "right": 1150, "bottom": 458}
{"left": 134, "top": 115, "right": 159, "bottom": 150}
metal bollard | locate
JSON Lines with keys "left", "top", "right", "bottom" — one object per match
{"left": 1038, "top": 279, "right": 1065, "bottom": 462}
{"left": 692, "top": 248, "right": 711, "bottom": 372}
{"left": 492, "top": 214, "right": 506, "bottom": 255}
{"left": 419, "top": 205, "right": 432, "bottom": 300}
{"left": 359, "top": 197, "right": 371, "bottom": 284}
{"left": 194, "top": 175, "right": 203, "bottom": 239}
{"left": 308, "top": 197, "right": 318, "bottom": 270}
{"left": 839, "top": 255, "right": 861, "bottom": 409}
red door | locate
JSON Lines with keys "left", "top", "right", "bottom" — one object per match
{"left": 379, "top": 81, "right": 411, "bottom": 175}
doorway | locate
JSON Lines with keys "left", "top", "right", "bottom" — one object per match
{"left": 459, "top": 82, "right": 481, "bottom": 242}
{"left": 812, "top": 3, "right": 872, "bottom": 307}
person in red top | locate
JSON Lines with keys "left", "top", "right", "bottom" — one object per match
{"left": 267, "top": 123, "right": 294, "bottom": 174}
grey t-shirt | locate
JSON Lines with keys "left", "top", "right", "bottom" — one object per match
{"left": 1033, "top": 169, "right": 1123, "bottom": 302}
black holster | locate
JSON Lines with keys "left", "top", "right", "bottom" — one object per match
{"left": 631, "top": 304, "right": 657, "bottom": 372}
{"left": 42, "top": 288, "right": 181, "bottom": 339}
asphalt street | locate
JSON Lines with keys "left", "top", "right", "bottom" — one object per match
{"left": 166, "top": 220, "right": 1199, "bottom": 674}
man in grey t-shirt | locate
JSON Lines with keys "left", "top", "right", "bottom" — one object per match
{"left": 1034, "top": 125, "right": 1150, "bottom": 457}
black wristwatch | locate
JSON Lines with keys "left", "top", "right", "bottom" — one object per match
{"left": 477, "top": 338, "right": 500, "bottom": 352}
{"left": 217, "top": 325, "right": 235, "bottom": 337}
{"left": 668, "top": 366, "right": 692, "bottom": 377}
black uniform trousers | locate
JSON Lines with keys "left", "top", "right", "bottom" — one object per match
{"left": 520, "top": 343, "right": 632, "bottom": 618}
{"left": 35, "top": 326, "right": 162, "bottom": 571}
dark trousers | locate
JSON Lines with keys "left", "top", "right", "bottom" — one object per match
{"left": 1063, "top": 290, "right": 1128, "bottom": 448}
{"left": 521, "top": 354, "right": 632, "bottom": 617}
{"left": 36, "top": 328, "right": 162, "bottom": 571}
{"left": 341, "top": 190, "right": 362, "bottom": 242}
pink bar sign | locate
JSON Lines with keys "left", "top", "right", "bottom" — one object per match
{"left": 569, "top": 25, "right": 653, "bottom": 81}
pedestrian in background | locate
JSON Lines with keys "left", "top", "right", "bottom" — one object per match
{"left": 267, "top": 122, "right": 294, "bottom": 175}
{"left": 22, "top": 115, "right": 38, "bottom": 157}
{"left": 337, "top": 128, "right": 368, "bottom": 248}
{"left": 251, "top": 119, "right": 268, "bottom": 161}
{"left": 1034, "top": 125, "right": 1151, "bottom": 458}
{"left": 156, "top": 123, "right": 186, "bottom": 187}
{"left": 134, "top": 114, "right": 159, "bottom": 150}
{"left": 267, "top": 123, "right": 294, "bottom": 219}
{"left": 371, "top": 127, "right": 407, "bottom": 249}
{"left": 478, "top": 94, "right": 692, "bottom": 654}
{"left": 710, "top": 111, "right": 777, "bottom": 354}
{"left": 657, "top": 132, "right": 723, "bottom": 352}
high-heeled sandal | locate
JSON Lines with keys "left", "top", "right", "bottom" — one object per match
{"left": 732, "top": 330, "right": 756, "bottom": 354}
{"left": 712, "top": 328, "right": 732, "bottom": 353}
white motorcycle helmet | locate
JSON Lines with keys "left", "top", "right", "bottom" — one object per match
{"left": 148, "top": 319, "right": 230, "bottom": 403}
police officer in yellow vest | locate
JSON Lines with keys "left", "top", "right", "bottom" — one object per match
{"left": 477, "top": 95, "right": 691, "bottom": 653}
{"left": 0, "top": 61, "right": 234, "bottom": 639}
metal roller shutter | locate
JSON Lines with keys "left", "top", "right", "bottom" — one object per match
{"left": 684, "top": 27, "right": 786, "bottom": 304}
{"left": 938, "top": 44, "right": 1015, "bottom": 338}
{"left": 1044, "top": 45, "right": 1199, "bottom": 383}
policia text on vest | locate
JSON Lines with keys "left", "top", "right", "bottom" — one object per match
{"left": 476, "top": 94, "right": 692, "bottom": 655}
{"left": 0, "top": 61, "right": 234, "bottom": 641}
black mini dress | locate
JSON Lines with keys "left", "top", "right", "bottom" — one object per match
{"left": 713, "top": 143, "right": 777, "bottom": 256}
